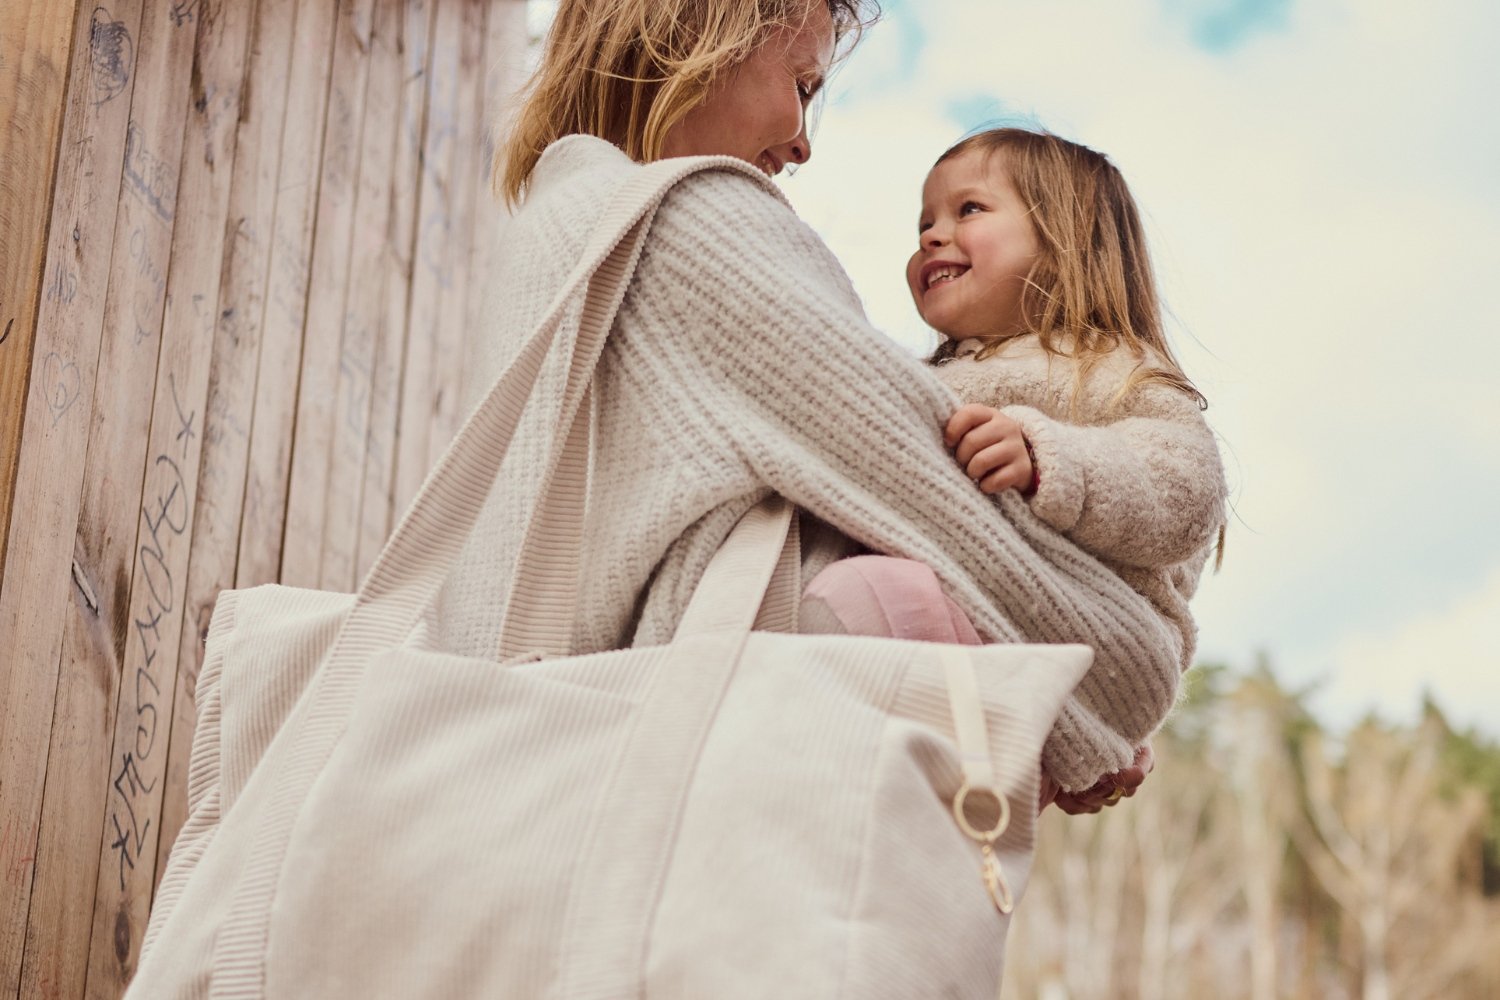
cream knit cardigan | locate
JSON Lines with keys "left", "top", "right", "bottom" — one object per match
{"left": 934, "top": 336, "right": 1226, "bottom": 675}
{"left": 429, "top": 136, "right": 1182, "bottom": 789}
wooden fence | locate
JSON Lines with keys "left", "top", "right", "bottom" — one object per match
{"left": 0, "top": 1, "right": 529, "bottom": 996}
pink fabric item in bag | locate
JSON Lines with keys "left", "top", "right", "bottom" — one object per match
{"left": 801, "top": 555, "right": 982, "bottom": 646}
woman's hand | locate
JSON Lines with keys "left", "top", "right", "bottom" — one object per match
{"left": 1038, "top": 744, "right": 1155, "bottom": 815}
{"left": 944, "top": 404, "right": 1035, "bottom": 495}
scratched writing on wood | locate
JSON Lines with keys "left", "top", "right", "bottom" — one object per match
{"left": 90, "top": 8, "right": 134, "bottom": 106}
{"left": 123, "top": 122, "right": 178, "bottom": 225}
{"left": 107, "top": 381, "right": 195, "bottom": 890}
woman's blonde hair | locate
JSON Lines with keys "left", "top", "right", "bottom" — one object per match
{"left": 497, "top": 0, "right": 880, "bottom": 206}
{"left": 929, "top": 128, "right": 1206, "bottom": 412}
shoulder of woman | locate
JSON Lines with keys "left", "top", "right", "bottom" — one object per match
{"left": 528, "top": 134, "right": 636, "bottom": 194}
{"left": 654, "top": 162, "right": 800, "bottom": 234}
{"left": 649, "top": 165, "right": 860, "bottom": 304}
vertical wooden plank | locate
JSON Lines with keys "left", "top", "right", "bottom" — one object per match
{"left": 76, "top": 2, "right": 255, "bottom": 985}
{"left": 152, "top": 0, "right": 298, "bottom": 897}
{"left": 426, "top": 0, "right": 485, "bottom": 461}
{"left": 50, "top": 0, "right": 239, "bottom": 994}
{"left": 392, "top": 0, "right": 462, "bottom": 514}
{"left": 0, "top": 2, "right": 144, "bottom": 997}
{"left": 276, "top": 0, "right": 377, "bottom": 589}
{"left": 0, "top": 0, "right": 81, "bottom": 584}
{"left": 459, "top": 0, "right": 528, "bottom": 394}
{"left": 319, "top": 0, "right": 403, "bottom": 592}
{"left": 0, "top": 7, "right": 143, "bottom": 1000}
{"left": 355, "top": 0, "right": 437, "bottom": 578}
{"left": 233, "top": 0, "right": 339, "bottom": 590}
{"left": 9, "top": 0, "right": 148, "bottom": 966}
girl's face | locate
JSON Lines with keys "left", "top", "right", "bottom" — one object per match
{"left": 661, "top": 4, "right": 835, "bottom": 175}
{"left": 906, "top": 150, "right": 1041, "bottom": 342}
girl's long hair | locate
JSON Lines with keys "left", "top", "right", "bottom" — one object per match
{"left": 930, "top": 128, "right": 1206, "bottom": 412}
{"left": 496, "top": 0, "right": 880, "bottom": 206}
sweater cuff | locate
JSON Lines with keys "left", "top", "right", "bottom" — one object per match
{"left": 1001, "top": 405, "right": 1084, "bottom": 535}
{"left": 1042, "top": 699, "right": 1138, "bottom": 792}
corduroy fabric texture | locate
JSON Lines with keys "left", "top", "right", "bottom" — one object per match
{"left": 137, "top": 531, "right": 1090, "bottom": 998}
{"left": 933, "top": 334, "right": 1227, "bottom": 670}
{"left": 438, "top": 135, "right": 1183, "bottom": 788}
{"left": 128, "top": 156, "right": 1092, "bottom": 998}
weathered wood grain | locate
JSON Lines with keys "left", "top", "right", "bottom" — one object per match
{"left": 355, "top": 0, "right": 437, "bottom": 578}
{"left": 72, "top": 1, "right": 252, "bottom": 994}
{"left": 392, "top": 0, "right": 461, "bottom": 514}
{"left": 0, "top": 0, "right": 81, "bottom": 586}
{"left": 153, "top": 0, "right": 298, "bottom": 899}
{"left": 319, "top": 0, "right": 403, "bottom": 592}
{"left": 426, "top": 0, "right": 486, "bottom": 464}
{"left": 234, "top": 0, "right": 340, "bottom": 590}
{"left": 459, "top": 0, "right": 528, "bottom": 403}
{"left": 277, "top": 0, "right": 377, "bottom": 589}
{"left": 0, "top": 2, "right": 141, "bottom": 997}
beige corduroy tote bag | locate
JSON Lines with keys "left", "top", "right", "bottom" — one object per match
{"left": 128, "top": 156, "right": 1093, "bottom": 1000}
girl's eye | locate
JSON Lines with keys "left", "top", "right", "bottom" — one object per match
{"left": 917, "top": 220, "right": 933, "bottom": 234}
{"left": 960, "top": 201, "right": 983, "bottom": 216}
{"left": 797, "top": 82, "right": 813, "bottom": 103}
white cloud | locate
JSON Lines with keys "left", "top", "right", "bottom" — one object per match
{"left": 1317, "top": 566, "right": 1500, "bottom": 734}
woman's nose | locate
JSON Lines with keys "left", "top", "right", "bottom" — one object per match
{"left": 773, "top": 118, "right": 813, "bottom": 170}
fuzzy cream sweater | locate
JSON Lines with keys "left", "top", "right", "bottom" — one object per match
{"left": 933, "top": 336, "right": 1226, "bottom": 674}
{"left": 430, "top": 136, "right": 1184, "bottom": 789}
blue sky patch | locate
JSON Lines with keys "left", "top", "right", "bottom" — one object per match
{"left": 943, "top": 94, "right": 1042, "bottom": 134}
{"left": 1165, "top": 0, "right": 1293, "bottom": 52}
{"left": 881, "top": 0, "right": 926, "bottom": 81}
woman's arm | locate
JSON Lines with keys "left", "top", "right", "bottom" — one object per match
{"left": 627, "top": 169, "right": 1183, "bottom": 789}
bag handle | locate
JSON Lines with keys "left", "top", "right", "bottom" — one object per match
{"left": 211, "top": 156, "right": 778, "bottom": 997}
{"left": 356, "top": 155, "right": 776, "bottom": 653}
{"left": 672, "top": 496, "right": 797, "bottom": 639}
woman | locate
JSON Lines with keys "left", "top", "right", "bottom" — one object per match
{"left": 435, "top": 0, "right": 1171, "bottom": 799}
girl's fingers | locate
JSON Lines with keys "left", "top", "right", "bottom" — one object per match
{"left": 977, "top": 464, "right": 1024, "bottom": 494}
{"left": 944, "top": 403, "right": 997, "bottom": 447}
{"left": 954, "top": 422, "right": 1014, "bottom": 467}
{"left": 968, "top": 441, "right": 1024, "bottom": 487}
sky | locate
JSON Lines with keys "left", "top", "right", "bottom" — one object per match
{"left": 525, "top": 1, "right": 1500, "bottom": 736}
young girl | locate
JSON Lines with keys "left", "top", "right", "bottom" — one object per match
{"left": 802, "top": 128, "right": 1227, "bottom": 804}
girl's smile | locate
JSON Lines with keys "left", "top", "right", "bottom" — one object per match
{"left": 906, "top": 149, "right": 1041, "bottom": 342}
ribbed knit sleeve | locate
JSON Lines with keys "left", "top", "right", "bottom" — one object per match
{"left": 626, "top": 170, "right": 1183, "bottom": 788}
{"left": 999, "top": 386, "right": 1226, "bottom": 569}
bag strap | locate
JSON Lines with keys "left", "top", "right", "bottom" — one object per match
{"left": 208, "top": 155, "right": 771, "bottom": 998}
{"left": 672, "top": 497, "right": 797, "bottom": 639}
{"left": 355, "top": 154, "right": 774, "bottom": 654}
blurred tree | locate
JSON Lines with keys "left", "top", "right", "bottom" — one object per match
{"left": 1424, "top": 694, "right": 1500, "bottom": 894}
{"left": 1289, "top": 714, "right": 1486, "bottom": 1000}
{"left": 1000, "top": 658, "right": 1499, "bottom": 1000}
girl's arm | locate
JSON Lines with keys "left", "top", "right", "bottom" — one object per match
{"left": 999, "top": 386, "right": 1226, "bottom": 570}
{"left": 632, "top": 169, "right": 1183, "bottom": 789}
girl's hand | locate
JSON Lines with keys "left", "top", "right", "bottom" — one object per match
{"left": 944, "top": 403, "right": 1035, "bottom": 495}
{"left": 1038, "top": 744, "right": 1155, "bottom": 816}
